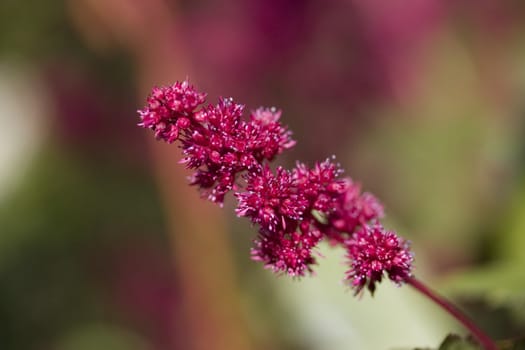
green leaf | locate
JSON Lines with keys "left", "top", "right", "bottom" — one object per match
{"left": 410, "top": 335, "right": 525, "bottom": 350}
{"left": 409, "top": 334, "right": 481, "bottom": 350}
{"left": 437, "top": 335, "right": 481, "bottom": 350}
{"left": 498, "top": 337, "right": 525, "bottom": 350}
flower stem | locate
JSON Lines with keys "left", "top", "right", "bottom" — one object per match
{"left": 406, "top": 276, "right": 498, "bottom": 350}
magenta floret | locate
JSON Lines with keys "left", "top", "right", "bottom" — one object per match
{"left": 293, "top": 158, "right": 347, "bottom": 212}
{"left": 324, "top": 179, "right": 384, "bottom": 243}
{"left": 138, "top": 80, "right": 414, "bottom": 287}
{"left": 251, "top": 229, "right": 321, "bottom": 277}
{"left": 138, "top": 81, "right": 206, "bottom": 143}
{"left": 247, "top": 107, "right": 296, "bottom": 161}
{"left": 345, "top": 223, "right": 413, "bottom": 295}
{"left": 236, "top": 166, "right": 308, "bottom": 232}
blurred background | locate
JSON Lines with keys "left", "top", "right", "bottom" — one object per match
{"left": 1, "top": 0, "right": 525, "bottom": 349}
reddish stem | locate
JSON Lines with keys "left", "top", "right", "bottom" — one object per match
{"left": 406, "top": 276, "right": 498, "bottom": 350}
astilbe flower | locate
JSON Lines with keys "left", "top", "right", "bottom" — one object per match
{"left": 182, "top": 97, "right": 247, "bottom": 203}
{"left": 138, "top": 82, "right": 295, "bottom": 204}
{"left": 247, "top": 107, "right": 296, "bottom": 162}
{"left": 138, "top": 80, "right": 410, "bottom": 291}
{"left": 251, "top": 228, "right": 321, "bottom": 277}
{"left": 238, "top": 159, "right": 356, "bottom": 275}
{"left": 186, "top": 102, "right": 295, "bottom": 203}
{"left": 139, "top": 82, "right": 501, "bottom": 350}
{"left": 236, "top": 166, "right": 308, "bottom": 233}
{"left": 138, "top": 81, "right": 206, "bottom": 143}
{"left": 293, "top": 158, "right": 347, "bottom": 213}
{"left": 324, "top": 179, "right": 384, "bottom": 244}
{"left": 235, "top": 164, "right": 322, "bottom": 275}
{"left": 345, "top": 223, "right": 413, "bottom": 295}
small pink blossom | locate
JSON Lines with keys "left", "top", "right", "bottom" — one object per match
{"left": 248, "top": 107, "right": 296, "bottom": 161}
{"left": 325, "top": 179, "right": 384, "bottom": 243}
{"left": 236, "top": 166, "right": 308, "bottom": 232}
{"left": 345, "top": 223, "right": 413, "bottom": 295}
{"left": 251, "top": 229, "right": 321, "bottom": 277}
{"left": 293, "top": 158, "right": 347, "bottom": 211}
{"left": 138, "top": 81, "right": 206, "bottom": 143}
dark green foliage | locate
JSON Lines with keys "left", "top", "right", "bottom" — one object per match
{"left": 0, "top": 146, "right": 166, "bottom": 349}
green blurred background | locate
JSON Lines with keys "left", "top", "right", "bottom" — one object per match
{"left": 1, "top": 0, "right": 524, "bottom": 349}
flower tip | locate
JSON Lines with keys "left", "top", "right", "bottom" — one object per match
{"left": 345, "top": 224, "right": 413, "bottom": 296}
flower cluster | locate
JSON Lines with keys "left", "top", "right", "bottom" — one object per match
{"left": 345, "top": 224, "right": 414, "bottom": 295}
{"left": 251, "top": 229, "right": 321, "bottom": 277}
{"left": 324, "top": 179, "right": 385, "bottom": 244}
{"left": 138, "top": 80, "right": 413, "bottom": 295}
{"left": 138, "top": 81, "right": 206, "bottom": 143}
{"left": 138, "top": 82, "right": 295, "bottom": 204}
{"left": 236, "top": 166, "right": 307, "bottom": 233}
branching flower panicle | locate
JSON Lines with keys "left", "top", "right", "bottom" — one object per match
{"left": 139, "top": 85, "right": 295, "bottom": 204}
{"left": 138, "top": 80, "right": 411, "bottom": 293}
{"left": 139, "top": 80, "right": 501, "bottom": 350}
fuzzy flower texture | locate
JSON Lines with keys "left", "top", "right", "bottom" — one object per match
{"left": 138, "top": 81, "right": 414, "bottom": 295}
